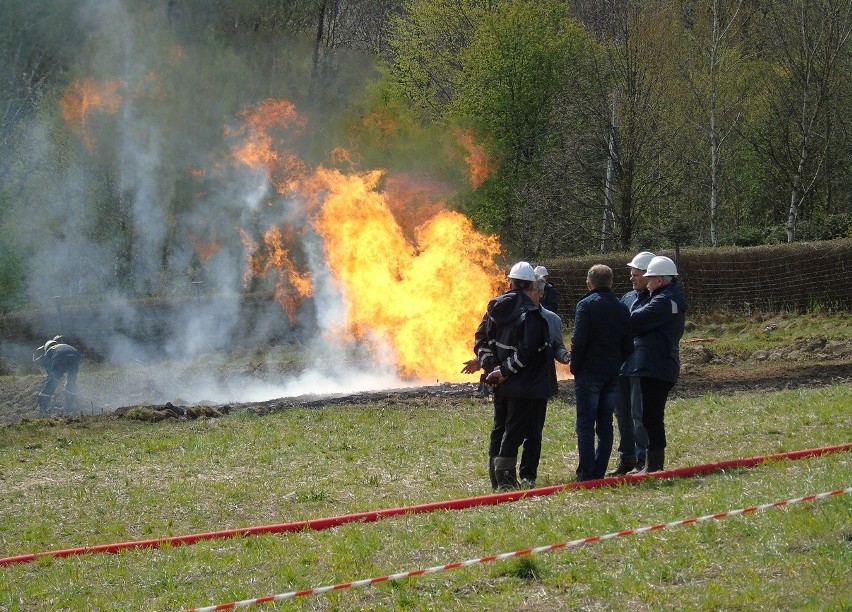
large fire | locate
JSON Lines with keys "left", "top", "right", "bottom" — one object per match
{"left": 234, "top": 100, "right": 505, "bottom": 382}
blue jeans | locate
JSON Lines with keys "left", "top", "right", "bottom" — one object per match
{"left": 574, "top": 372, "right": 618, "bottom": 480}
{"left": 614, "top": 376, "right": 648, "bottom": 459}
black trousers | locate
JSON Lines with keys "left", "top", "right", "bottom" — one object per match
{"left": 489, "top": 394, "right": 547, "bottom": 479}
{"left": 639, "top": 376, "right": 675, "bottom": 451}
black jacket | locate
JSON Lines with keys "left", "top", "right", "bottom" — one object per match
{"left": 477, "top": 290, "right": 556, "bottom": 399}
{"left": 569, "top": 287, "right": 633, "bottom": 377}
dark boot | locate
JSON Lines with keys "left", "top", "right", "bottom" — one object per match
{"left": 606, "top": 455, "right": 636, "bottom": 477}
{"left": 645, "top": 449, "right": 665, "bottom": 473}
{"left": 488, "top": 456, "right": 498, "bottom": 491}
{"left": 493, "top": 456, "right": 519, "bottom": 491}
{"left": 626, "top": 454, "right": 645, "bottom": 475}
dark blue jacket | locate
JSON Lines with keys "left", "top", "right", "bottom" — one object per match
{"left": 479, "top": 290, "right": 556, "bottom": 399}
{"left": 630, "top": 281, "right": 688, "bottom": 383}
{"left": 570, "top": 287, "right": 632, "bottom": 377}
{"left": 43, "top": 344, "right": 80, "bottom": 376}
{"left": 619, "top": 289, "right": 651, "bottom": 376}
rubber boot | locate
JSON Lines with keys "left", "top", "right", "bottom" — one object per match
{"left": 606, "top": 455, "right": 636, "bottom": 477}
{"left": 645, "top": 448, "right": 665, "bottom": 473}
{"left": 493, "top": 456, "right": 519, "bottom": 491}
{"left": 626, "top": 454, "right": 645, "bottom": 475}
{"left": 488, "top": 456, "right": 498, "bottom": 491}
{"left": 37, "top": 392, "right": 50, "bottom": 414}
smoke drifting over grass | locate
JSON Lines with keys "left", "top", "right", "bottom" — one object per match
{"left": 2, "top": 1, "right": 498, "bottom": 410}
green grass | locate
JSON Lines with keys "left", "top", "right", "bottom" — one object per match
{"left": 0, "top": 383, "right": 850, "bottom": 610}
{"left": 684, "top": 311, "right": 852, "bottom": 353}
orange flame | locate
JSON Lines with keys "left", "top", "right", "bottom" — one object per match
{"left": 454, "top": 129, "right": 495, "bottom": 189}
{"left": 228, "top": 99, "right": 308, "bottom": 193}
{"left": 241, "top": 226, "right": 313, "bottom": 325}
{"left": 309, "top": 167, "right": 503, "bottom": 381}
{"left": 191, "top": 236, "right": 222, "bottom": 262}
{"left": 60, "top": 78, "right": 124, "bottom": 150}
{"left": 230, "top": 99, "right": 505, "bottom": 380}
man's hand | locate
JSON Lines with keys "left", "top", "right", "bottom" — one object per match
{"left": 485, "top": 366, "right": 505, "bottom": 385}
{"left": 460, "top": 359, "right": 481, "bottom": 374}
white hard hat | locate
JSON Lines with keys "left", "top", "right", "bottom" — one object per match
{"left": 643, "top": 255, "right": 678, "bottom": 277}
{"left": 508, "top": 261, "right": 536, "bottom": 282}
{"left": 533, "top": 265, "right": 549, "bottom": 277}
{"left": 627, "top": 251, "right": 655, "bottom": 270}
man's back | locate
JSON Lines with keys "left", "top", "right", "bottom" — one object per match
{"left": 570, "top": 288, "right": 632, "bottom": 377}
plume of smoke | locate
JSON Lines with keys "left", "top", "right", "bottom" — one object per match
{"left": 3, "top": 0, "right": 428, "bottom": 410}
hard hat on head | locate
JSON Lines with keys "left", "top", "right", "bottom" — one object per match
{"left": 627, "top": 251, "right": 656, "bottom": 271}
{"left": 643, "top": 256, "right": 678, "bottom": 277}
{"left": 533, "top": 265, "right": 549, "bottom": 277}
{"left": 42, "top": 335, "right": 61, "bottom": 351}
{"left": 508, "top": 261, "right": 536, "bottom": 282}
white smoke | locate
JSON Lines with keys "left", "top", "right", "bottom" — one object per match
{"left": 0, "top": 0, "right": 435, "bottom": 413}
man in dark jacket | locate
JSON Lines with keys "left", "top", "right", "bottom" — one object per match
{"left": 569, "top": 264, "right": 633, "bottom": 481}
{"left": 463, "top": 267, "right": 561, "bottom": 490}
{"left": 36, "top": 336, "right": 80, "bottom": 414}
{"left": 630, "top": 255, "right": 688, "bottom": 473}
{"left": 470, "top": 261, "right": 556, "bottom": 490}
{"left": 608, "top": 251, "right": 655, "bottom": 476}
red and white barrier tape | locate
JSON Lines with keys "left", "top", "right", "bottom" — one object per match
{"left": 182, "top": 487, "right": 851, "bottom": 612}
{"left": 3, "top": 443, "right": 849, "bottom": 568}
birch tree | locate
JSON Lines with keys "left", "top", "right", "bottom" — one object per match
{"left": 763, "top": 0, "right": 852, "bottom": 242}
{"left": 681, "top": 0, "right": 757, "bottom": 246}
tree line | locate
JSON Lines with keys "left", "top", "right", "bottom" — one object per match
{"left": 0, "top": 0, "right": 850, "bottom": 311}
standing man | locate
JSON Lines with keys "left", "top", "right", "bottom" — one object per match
{"left": 630, "top": 256, "right": 688, "bottom": 473}
{"left": 569, "top": 264, "right": 633, "bottom": 481}
{"left": 465, "top": 261, "right": 554, "bottom": 490}
{"left": 607, "top": 251, "right": 655, "bottom": 476}
{"left": 35, "top": 336, "right": 80, "bottom": 414}
{"left": 515, "top": 273, "right": 567, "bottom": 488}
{"left": 534, "top": 266, "right": 560, "bottom": 313}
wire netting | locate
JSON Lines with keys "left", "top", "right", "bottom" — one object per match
{"left": 541, "top": 238, "right": 852, "bottom": 319}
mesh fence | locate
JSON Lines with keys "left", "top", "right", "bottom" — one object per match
{"left": 540, "top": 238, "right": 852, "bottom": 320}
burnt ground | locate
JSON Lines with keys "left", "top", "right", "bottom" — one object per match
{"left": 1, "top": 337, "right": 851, "bottom": 425}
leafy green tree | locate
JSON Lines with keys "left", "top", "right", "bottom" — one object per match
{"left": 555, "top": 0, "right": 690, "bottom": 252}
{"left": 677, "top": 0, "right": 760, "bottom": 246}
{"left": 448, "top": 0, "right": 594, "bottom": 255}
{"left": 384, "top": 0, "right": 495, "bottom": 119}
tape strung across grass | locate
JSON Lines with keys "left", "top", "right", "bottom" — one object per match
{"left": 181, "top": 487, "right": 852, "bottom": 611}
{"left": 0, "top": 443, "right": 849, "bottom": 567}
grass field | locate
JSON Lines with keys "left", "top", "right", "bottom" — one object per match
{"left": 1, "top": 378, "right": 850, "bottom": 610}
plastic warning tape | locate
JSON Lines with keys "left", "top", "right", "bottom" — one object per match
{"left": 1, "top": 443, "right": 850, "bottom": 567}
{"left": 181, "top": 487, "right": 851, "bottom": 612}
